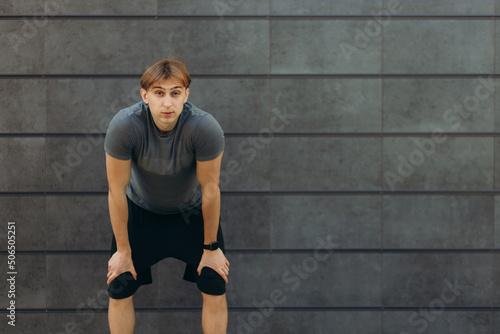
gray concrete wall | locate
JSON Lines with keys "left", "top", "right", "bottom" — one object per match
{"left": 1, "top": 0, "right": 499, "bottom": 333}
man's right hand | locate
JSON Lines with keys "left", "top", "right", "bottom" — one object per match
{"left": 107, "top": 250, "right": 137, "bottom": 285}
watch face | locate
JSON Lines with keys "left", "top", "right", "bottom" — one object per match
{"left": 203, "top": 242, "right": 218, "bottom": 250}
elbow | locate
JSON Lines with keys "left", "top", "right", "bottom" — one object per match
{"left": 108, "top": 186, "right": 127, "bottom": 198}
{"left": 201, "top": 183, "right": 220, "bottom": 201}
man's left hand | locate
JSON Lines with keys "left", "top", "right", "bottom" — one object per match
{"left": 197, "top": 248, "right": 230, "bottom": 283}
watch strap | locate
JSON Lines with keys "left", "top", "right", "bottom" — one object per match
{"left": 203, "top": 241, "right": 219, "bottom": 251}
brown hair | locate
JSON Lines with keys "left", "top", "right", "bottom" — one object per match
{"left": 140, "top": 56, "right": 192, "bottom": 91}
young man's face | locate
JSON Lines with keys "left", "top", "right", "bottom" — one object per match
{"left": 140, "top": 79, "right": 190, "bottom": 134}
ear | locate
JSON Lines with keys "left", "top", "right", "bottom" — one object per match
{"left": 140, "top": 88, "right": 149, "bottom": 104}
{"left": 184, "top": 87, "right": 190, "bottom": 103}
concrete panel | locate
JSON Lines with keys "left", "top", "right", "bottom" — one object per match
{"left": 47, "top": 311, "right": 159, "bottom": 334}
{"left": 159, "top": 310, "right": 272, "bottom": 334}
{"left": 271, "top": 137, "right": 382, "bottom": 190}
{"left": 495, "top": 196, "right": 500, "bottom": 248}
{"left": 383, "top": 137, "right": 493, "bottom": 190}
{"left": 384, "top": 20, "right": 494, "bottom": 73}
{"left": 157, "top": 257, "right": 202, "bottom": 308}
{"left": 0, "top": 196, "right": 45, "bottom": 250}
{"left": 229, "top": 310, "right": 272, "bottom": 334}
{"left": 159, "top": 311, "right": 202, "bottom": 334}
{"left": 221, "top": 195, "right": 271, "bottom": 249}
{"left": 271, "top": 78, "right": 382, "bottom": 132}
{"left": 493, "top": 312, "right": 500, "bottom": 333}
{"left": 383, "top": 311, "right": 492, "bottom": 334}
{"left": 221, "top": 136, "right": 271, "bottom": 191}
{"left": 0, "top": 312, "right": 47, "bottom": 334}
{"left": 271, "top": 311, "right": 381, "bottom": 334}
{"left": 271, "top": 0, "right": 383, "bottom": 15}
{"left": 46, "top": 78, "right": 140, "bottom": 133}
{"left": 494, "top": 79, "right": 500, "bottom": 132}
{"left": 46, "top": 0, "right": 157, "bottom": 15}
{"left": 159, "top": 0, "right": 269, "bottom": 15}
{"left": 188, "top": 78, "right": 270, "bottom": 133}
{"left": 0, "top": 79, "right": 46, "bottom": 133}
{"left": 271, "top": 20, "right": 382, "bottom": 73}
{"left": 225, "top": 253, "right": 271, "bottom": 307}
{"left": 0, "top": 138, "right": 45, "bottom": 191}
{"left": 0, "top": 255, "right": 46, "bottom": 309}
{"left": 46, "top": 254, "right": 109, "bottom": 308}
{"left": 270, "top": 195, "right": 381, "bottom": 249}
{"left": 46, "top": 20, "right": 158, "bottom": 74}
{"left": 0, "top": 20, "right": 45, "bottom": 73}
{"left": 384, "top": 195, "right": 494, "bottom": 248}
{"left": 46, "top": 195, "right": 111, "bottom": 250}
{"left": 0, "top": 0, "right": 44, "bottom": 14}
{"left": 494, "top": 138, "right": 500, "bottom": 189}
{"left": 383, "top": 78, "right": 495, "bottom": 132}
{"left": 271, "top": 253, "right": 382, "bottom": 306}
{"left": 383, "top": 253, "right": 493, "bottom": 306}
{"left": 46, "top": 137, "right": 107, "bottom": 191}
{"left": 397, "top": 0, "right": 494, "bottom": 15}
{"left": 158, "top": 20, "right": 269, "bottom": 74}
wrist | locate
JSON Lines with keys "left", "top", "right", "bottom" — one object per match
{"left": 116, "top": 246, "right": 132, "bottom": 255}
{"left": 203, "top": 241, "right": 219, "bottom": 251}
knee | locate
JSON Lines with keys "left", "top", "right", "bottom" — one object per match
{"left": 197, "top": 267, "right": 226, "bottom": 296}
{"left": 202, "top": 292, "right": 227, "bottom": 307}
{"left": 109, "top": 295, "right": 133, "bottom": 308}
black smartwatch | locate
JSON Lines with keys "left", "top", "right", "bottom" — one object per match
{"left": 203, "top": 241, "right": 219, "bottom": 251}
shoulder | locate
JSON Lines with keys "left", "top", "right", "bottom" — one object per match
{"left": 183, "top": 103, "right": 222, "bottom": 134}
{"left": 108, "top": 101, "right": 147, "bottom": 134}
{"left": 182, "top": 103, "right": 224, "bottom": 161}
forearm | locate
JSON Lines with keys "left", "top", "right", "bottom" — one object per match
{"left": 201, "top": 185, "right": 221, "bottom": 244}
{"left": 108, "top": 190, "right": 130, "bottom": 253}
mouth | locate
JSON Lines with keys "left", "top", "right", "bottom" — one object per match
{"left": 161, "top": 111, "right": 174, "bottom": 117}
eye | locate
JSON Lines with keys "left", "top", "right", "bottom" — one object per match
{"left": 155, "top": 91, "right": 164, "bottom": 96}
{"left": 172, "top": 91, "right": 181, "bottom": 96}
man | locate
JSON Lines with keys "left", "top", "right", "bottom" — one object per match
{"left": 104, "top": 56, "right": 229, "bottom": 334}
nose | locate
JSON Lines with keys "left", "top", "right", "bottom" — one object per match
{"left": 162, "top": 97, "right": 173, "bottom": 108}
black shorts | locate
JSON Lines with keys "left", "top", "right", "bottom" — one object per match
{"left": 108, "top": 197, "right": 226, "bottom": 299}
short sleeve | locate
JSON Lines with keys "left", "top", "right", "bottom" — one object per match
{"left": 192, "top": 114, "right": 225, "bottom": 161}
{"left": 104, "top": 111, "right": 136, "bottom": 160}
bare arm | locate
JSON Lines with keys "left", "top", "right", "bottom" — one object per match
{"left": 106, "top": 153, "right": 137, "bottom": 285}
{"left": 196, "top": 151, "right": 230, "bottom": 282}
{"left": 197, "top": 152, "right": 222, "bottom": 244}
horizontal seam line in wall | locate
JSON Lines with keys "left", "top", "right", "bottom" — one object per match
{"left": 0, "top": 15, "right": 499, "bottom": 20}
{"left": 0, "top": 73, "right": 499, "bottom": 79}
{"left": 1, "top": 306, "right": 499, "bottom": 313}
{"left": 4, "top": 249, "right": 500, "bottom": 254}
{"left": 0, "top": 190, "right": 499, "bottom": 196}
{"left": 1, "top": 132, "right": 500, "bottom": 137}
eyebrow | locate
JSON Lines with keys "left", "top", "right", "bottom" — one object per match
{"left": 152, "top": 86, "right": 183, "bottom": 91}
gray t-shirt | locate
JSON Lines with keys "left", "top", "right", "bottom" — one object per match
{"left": 104, "top": 101, "right": 225, "bottom": 214}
